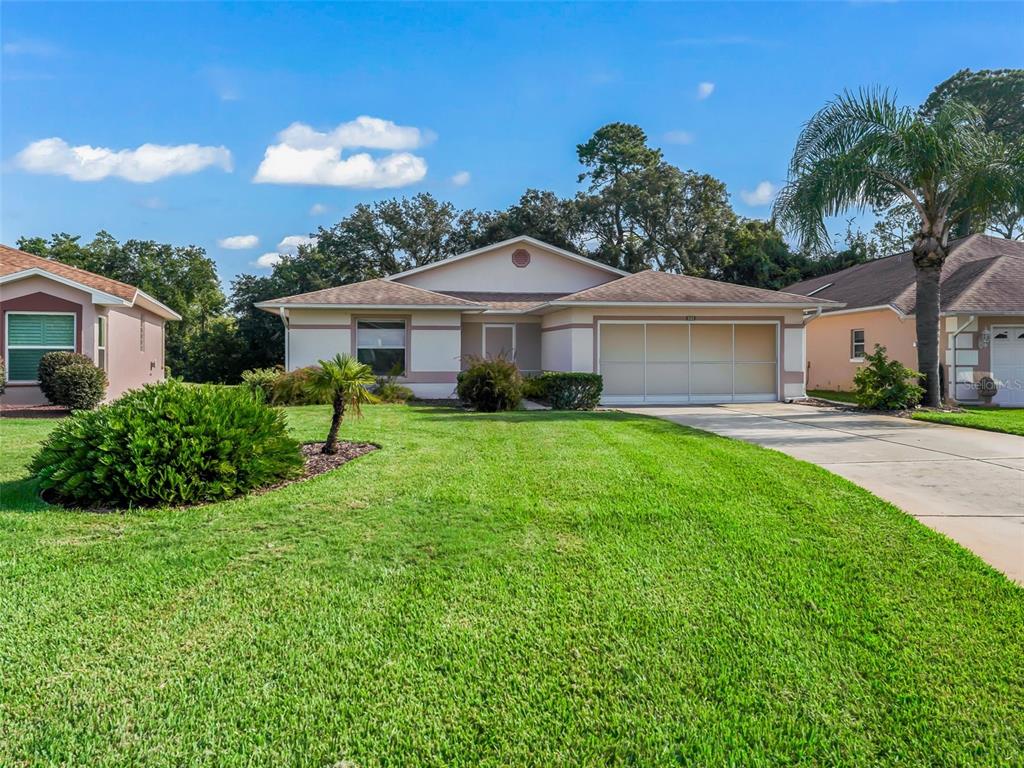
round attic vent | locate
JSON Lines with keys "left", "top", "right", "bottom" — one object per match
{"left": 511, "top": 248, "right": 531, "bottom": 268}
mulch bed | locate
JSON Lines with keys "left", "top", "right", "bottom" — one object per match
{"left": 260, "top": 441, "right": 379, "bottom": 493}
{"left": 0, "top": 404, "right": 70, "bottom": 419}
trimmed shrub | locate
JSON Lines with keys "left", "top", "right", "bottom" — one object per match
{"left": 373, "top": 364, "right": 414, "bottom": 403}
{"left": 271, "top": 366, "right": 331, "bottom": 406}
{"left": 37, "top": 351, "right": 93, "bottom": 403}
{"left": 51, "top": 363, "right": 107, "bottom": 411}
{"left": 521, "top": 374, "right": 547, "bottom": 400}
{"left": 535, "top": 372, "right": 603, "bottom": 410}
{"left": 0, "top": 357, "right": 5, "bottom": 395}
{"left": 241, "top": 366, "right": 283, "bottom": 402}
{"left": 456, "top": 355, "right": 522, "bottom": 412}
{"left": 853, "top": 345, "right": 924, "bottom": 410}
{"left": 30, "top": 379, "right": 304, "bottom": 508}
{"left": 374, "top": 379, "right": 414, "bottom": 403}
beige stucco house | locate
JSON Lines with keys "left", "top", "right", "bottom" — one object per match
{"left": 257, "top": 236, "right": 838, "bottom": 404}
{"left": 0, "top": 244, "right": 181, "bottom": 406}
{"left": 785, "top": 235, "right": 1024, "bottom": 407}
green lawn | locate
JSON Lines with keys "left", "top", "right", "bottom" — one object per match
{"left": 1, "top": 405, "right": 1022, "bottom": 766}
{"left": 807, "top": 389, "right": 860, "bottom": 404}
{"left": 912, "top": 405, "right": 1024, "bottom": 436}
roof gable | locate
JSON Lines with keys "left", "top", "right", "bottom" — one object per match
{"left": 388, "top": 236, "right": 627, "bottom": 294}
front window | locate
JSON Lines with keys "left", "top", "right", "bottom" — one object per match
{"left": 5, "top": 312, "right": 76, "bottom": 382}
{"left": 851, "top": 329, "right": 866, "bottom": 360}
{"left": 97, "top": 316, "right": 107, "bottom": 370}
{"left": 356, "top": 319, "right": 406, "bottom": 375}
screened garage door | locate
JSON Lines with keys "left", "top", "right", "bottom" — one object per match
{"left": 599, "top": 322, "right": 778, "bottom": 404}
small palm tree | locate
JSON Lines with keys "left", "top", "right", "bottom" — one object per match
{"left": 306, "top": 354, "right": 378, "bottom": 454}
{"left": 774, "top": 89, "right": 1023, "bottom": 406}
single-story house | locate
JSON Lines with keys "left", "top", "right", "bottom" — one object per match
{"left": 0, "top": 244, "right": 181, "bottom": 406}
{"left": 784, "top": 234, "right": 1024, "bottom": 407}
{"left": 256, "top": 236, "right": 839, "bottom": 405}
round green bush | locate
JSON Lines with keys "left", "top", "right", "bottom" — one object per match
{"left": 30, "top": 379, "right": 304, "bottom": 508}
{"left": 456, "top": 356, "right": 523, "bottom": 412}
{"left": 51, "top": 362, "right": 107, "bottom": 410}
{"left": 37, "top": 351, "right": 93, "bottom": 403}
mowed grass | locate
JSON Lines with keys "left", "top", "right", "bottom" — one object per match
{"left": 912, "top": 405, "right": 1024, "bottom": 436}
{"left": 1, "top": 405, "right": 1022, "bottom": 767}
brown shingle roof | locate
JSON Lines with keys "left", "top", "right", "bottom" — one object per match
{"left": 554, "top": 269, "right": 838, "bottom": 306}
{"left": 258, "top": 278, "right": 487, "bottom": 308}
{"left": 0, "top": 243, "right": 138, "bottom": 301}
{"left": 435, "top": 291, "right": 570, "bottom": 311}
{"left": 783, "top": 234, "right": 1024, "bottom": 314}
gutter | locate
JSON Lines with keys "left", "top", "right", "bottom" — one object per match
{"left": 279, "top": 307, "right": 289, "bottom": 370}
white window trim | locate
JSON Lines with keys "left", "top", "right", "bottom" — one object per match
{"left": 482, "top": 323, "right": 516, "bottom": 361}
{"left": 4, "top": 311, "right": 77, "bottom": 384}
{"left": 355, "top": 318, "right": 408, "bottom": 375}
{"left": 850, "top": 329, "right": 866, "bottom": 362}
{"left": 97, "top": 316, "right": 108, "bottom": 371}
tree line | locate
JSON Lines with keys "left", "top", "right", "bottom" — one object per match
{"left": 17, "top": 68, "right": 1021, "bottom": 385}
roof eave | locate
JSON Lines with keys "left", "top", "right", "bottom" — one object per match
{"left": 0, "top": 267, "right": 132, "bottom": 306}
{"left": 544, "top": 300, "right": 844, "bottom": 310}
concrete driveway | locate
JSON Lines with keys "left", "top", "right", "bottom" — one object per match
{"left": 622, "top": 403, "right": 1024, "bottom": 584}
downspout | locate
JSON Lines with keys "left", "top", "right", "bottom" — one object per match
{"left": 279, "top": 307, "right": 290, "bottom": 370}
{"left": 948, "top": 314, "right": 975, "bottom": 404}
{"left": 801, "top": 307, "right": 823, "bottom": 398}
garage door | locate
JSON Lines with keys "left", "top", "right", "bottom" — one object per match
{"left": 991, "top": 326, "right": 1024, "bottom": 406}
{"left": 599, "top": 322, "right": 778, "bottom": 404}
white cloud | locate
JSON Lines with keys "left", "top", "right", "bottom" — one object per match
{"left": 218, "top": 234, "right": 259, "bottom": 250}
{"left": 253, "top": 116, "right": 430, "bottom": 188}
{"left": 451, "top": 170, "right": 471, "bottom": 186}
{"left": 3, "top": 38, "right": 60, "bottom": 57}
{"left": 277, "top": 234, "right": 317, "bottom": 254}
{"left": 697, "top": 82, "right": 716, "bottom": 100}
{"left": 309, "top": 203, "right": 328, "bottom": 215}
{"left": 664, "top": 130, "right": 695, "bottom": 145}
{"left": 740, "top": 181, "right": 778, "bottom": 206}
{"left": 16, "top": 137, "right": 233, "bottom": 182}
{"left": 254, "top": 253, "right": 283, "bottom": 269}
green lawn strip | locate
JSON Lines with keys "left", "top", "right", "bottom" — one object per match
{"left": 0, "top": 405, "right": 1021, "bottom": 766}
{"left": 911, "top": 406, "right": 1024, "bottom": 437}
{"left": 807, "top": 389, "right": 860, "bottom": 405}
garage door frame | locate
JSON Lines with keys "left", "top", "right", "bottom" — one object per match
{"left": 991, "top": 324, "right": 1024, "bottom": 407}
{"left": 597, "top": 319, "right": 780, "bottom": 405}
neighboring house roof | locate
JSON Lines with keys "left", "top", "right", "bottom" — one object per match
{"left": 783, "top": 234, "right": 1024, "bottom": 316}
{"left": 0, "top": 244, "right": 181, "bottom": 320}
{"left": 386, "top": 235, "right": 630, "bottom": 281}
{"left": 255, "top": 278, "right": 488, "bottom": 310}
{"left": 549, "top": 269, "right": 841, "bottom": 308}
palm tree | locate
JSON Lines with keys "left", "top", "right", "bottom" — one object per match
{"left": 306, "top": 354, "right": 378, "bottom": 454}
{"left": 773, "top": 89, "right": 1023, "bottom": 406}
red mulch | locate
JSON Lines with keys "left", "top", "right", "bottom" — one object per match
{"left": 0, "top": 404, "right": 70, "bottom": 419}
{"left": 260, "top": 441, "right": 378, "bottom": 493}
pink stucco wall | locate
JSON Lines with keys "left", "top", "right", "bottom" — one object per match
{"left": 1, "top": 274, "right": 166, "bottom": 405}
{"left": 805, "top": 308, "right": 917, "bottom": 391}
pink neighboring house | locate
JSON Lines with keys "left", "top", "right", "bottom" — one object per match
{"left": 0, "top": 244, "right": 181, "bottom": 406}
{"left": 785, "top": 235, "right": 1024, "bottom": 407}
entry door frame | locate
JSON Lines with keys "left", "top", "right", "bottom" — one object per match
{"left": 596, "top": 319, "right": 781, "bottom": 405}
{"left": 482, "top": 322, "right": 517, "bottom": 361}
{"left": 990, "top": 324, "right": 1024, "bottom": 406}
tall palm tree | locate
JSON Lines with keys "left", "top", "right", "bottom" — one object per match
{"left": 306, "top": 354, "right": 378, "bottom": 454}
{"left": 773, "top": 89, "right": 1023, "bottom": 406}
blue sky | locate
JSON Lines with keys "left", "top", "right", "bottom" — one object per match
{"left": 3, "top": 2, "right": 1022, "bottom": 286}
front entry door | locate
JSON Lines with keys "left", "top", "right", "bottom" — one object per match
{"left": 483, "top": 324, "right": 516, "bottom": 361}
